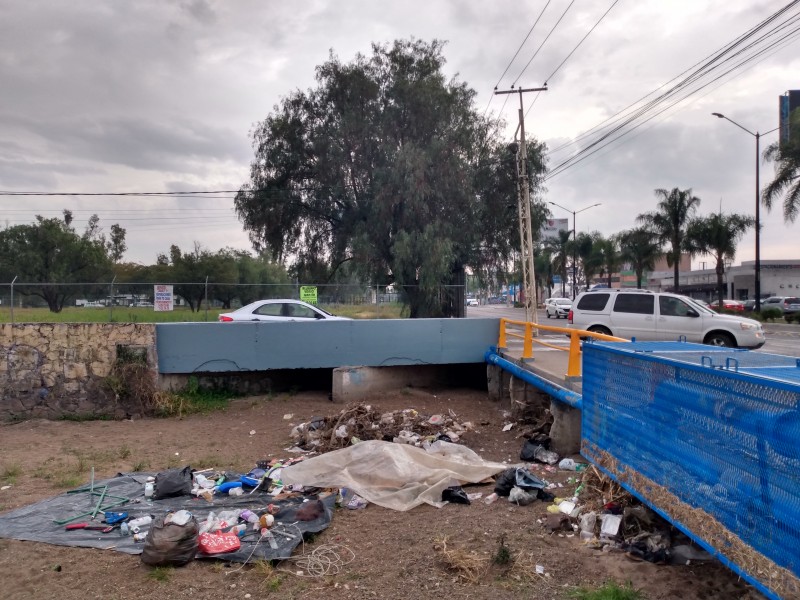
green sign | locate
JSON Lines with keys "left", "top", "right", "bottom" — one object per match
{"left": 300, "top": 286, "right": 318, "bottom": 305}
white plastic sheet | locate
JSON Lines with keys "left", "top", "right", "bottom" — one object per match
{"left": 281, "top": 440, "right": 508, "bottom": 511}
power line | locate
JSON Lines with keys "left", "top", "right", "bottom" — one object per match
{"left": 545, "top": 2, "right": 800, "bottom": 180}
{"left": 547, "top": 1, "right": 800, "bottom": 157}
{"left": 512, "top": 0, "right": 576, "bottom": 87}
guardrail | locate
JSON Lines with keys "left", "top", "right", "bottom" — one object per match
{"left": 497, "top": 318, "right": 627, "bottom": 378}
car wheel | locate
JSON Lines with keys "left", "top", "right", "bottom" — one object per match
{"left": 587, "top": 325, "right": 612, "bottom": 337}
{"left": 704, "top": 331, "right": 736, "bottom": 347}
{"left": 546, "top": 311, "right": 552, "bottom": 318}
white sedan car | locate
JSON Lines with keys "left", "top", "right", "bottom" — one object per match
{"left": 218, "top": 299, "right": 350, "bottom": 322}
{"left": 546, "top": 297, "right": 572, "bottom": 319}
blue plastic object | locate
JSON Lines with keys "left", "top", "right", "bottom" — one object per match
{"left": 240, "top": 476, "right": 260, "bottom": 487}
{"left": 216, "top": 482, "right": 243, "bottom": 494}
{"left": 104, "top": 511, "right": 128, "bottom": 524}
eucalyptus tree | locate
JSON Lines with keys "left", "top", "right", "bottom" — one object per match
{"left": 234, "top": 39, "right": 546, "bottom": 317}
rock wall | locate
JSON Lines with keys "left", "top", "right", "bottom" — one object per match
{"left": 0, "top": 323, "right": 157, "bottom": 421}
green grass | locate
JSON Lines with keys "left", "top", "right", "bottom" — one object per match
{"left": 1, "top": 464, "right": 21, "bottom": 484}
{"left": 0, "top": 302, "right": 404, "bottom": 323}
{"left": 147, "top": 566, "right": 173, "bottom": 582}
{"left": 569, "top": 581, "right": 647, "bottom": 600}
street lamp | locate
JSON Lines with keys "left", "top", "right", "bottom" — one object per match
{"left": 548, "top": 201, "right": 602, "bottom": 299}
{"left": 711, "top": 112, "right": 779, "bottom": 312}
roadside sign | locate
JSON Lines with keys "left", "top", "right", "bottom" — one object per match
{"left": 300, "top": 286, "right": 318, "bottom": 305}
{"left": 154, "top": 285, "right": 174, "bottom": 312}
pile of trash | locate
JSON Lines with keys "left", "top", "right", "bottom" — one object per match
{"left": 288, "top": 403, "right": 475, "bottom": 453}
{"left": 535, "top": 465, "right": 713, "bottom": 566}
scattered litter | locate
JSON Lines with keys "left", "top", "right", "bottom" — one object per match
{"left": 502, "top": 423, "right": 514, "bottom": 432}
{"left": 441, "top": 486, "right": 471, "bottom": 505}
{"left": 467, "top": 492, "right": 483, "bottom": 501}
{"left": 535, "top": 564, "right": 545, "bottom": 575}
{"left": 520, "top": 440, "right": 559, "bottom": 465}
{"left": 283, "top": 414, "right": 293, "bottom": 420}
{"left": 249, "top": 430, "right": 256, "bottom": 436}
{"left": 0, "top": 485, "right": 11, "bottom": 491}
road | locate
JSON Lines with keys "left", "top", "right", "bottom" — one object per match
{"left": 467, "top": 304, "right": 800, "bottom": 358}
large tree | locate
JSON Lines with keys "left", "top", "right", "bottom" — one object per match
{"left": 596, "top": 235, "right": 622, "bottom": 289}
{"left": 685, "top": 213, "right": 754, "bottom": 306}
{"left": 234, "top": 39, "right": 546, "bottom": 317}
{"left": 618, "top": 227, "right": 662, "bottom": 289}
{"left": 0, "top": 211, "right": 124, "bottom": 312}
{"left": 763, "top": 110, "right": 800, "bottom": 222}
{"left": 637, "top": 187, "right": 701, "bottom": 293}
{"left": 544, "top": 229, "right": 572, "bottom": 297}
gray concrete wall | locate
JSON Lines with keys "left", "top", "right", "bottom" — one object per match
{"left": 156, "top": 318, "right": 500, "bottom": 374}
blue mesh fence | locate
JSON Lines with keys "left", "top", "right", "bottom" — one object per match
{"left": 581, "top": 340, "right": 800, "bottom": 599}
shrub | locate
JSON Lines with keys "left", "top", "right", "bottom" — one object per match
{"left": 760, "top": 307, "right": 782, "bottom": 322}
{"left": 785, "top": 313, "right": 798, "bottom": 324}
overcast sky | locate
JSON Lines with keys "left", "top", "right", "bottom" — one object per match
{"left": 1, "top": 0, "right": 797, "bottom": 269}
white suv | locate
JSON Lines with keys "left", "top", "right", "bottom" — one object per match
{"left": 568, "top": 289, "right": 765, "bottom": 349}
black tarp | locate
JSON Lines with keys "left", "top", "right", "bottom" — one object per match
{"left": 0, "top": 473, "right": 335, "bottom": 562}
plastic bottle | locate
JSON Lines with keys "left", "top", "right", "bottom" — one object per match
{"left": 483, "top": 492, "right": 499, "bottom": 505}
{"left": 240, "top": 509, "right": 260, "bottom": 529}
{"left": 129, "top": 516, "right": 152, "bottom": 529}
{"left": 119, "top": 522, "right": 130, "bottom": 536}
{"left": 144, "top": 481, "right": 154, "bottom": 500}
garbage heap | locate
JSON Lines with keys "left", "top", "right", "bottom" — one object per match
{"left": 289, "top": 403, "right": 475, "bottom": 454}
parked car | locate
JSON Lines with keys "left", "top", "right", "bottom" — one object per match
{"left": 546, "top": 298, "right": 572, "bottom": 319}
{"left": 218, "top": 299, "right": 350, "bottom": 322}
{"left": 567, "top": 289, "right": 764, "bottom": 348}
{"left": 760, "top": 296, "right": 800, "bottom": 315}
{"left": 467, "top": 297, "right": 479, "bottom": 307}
{"left": 708, "top": 299, "right": 745, "bottom": 312}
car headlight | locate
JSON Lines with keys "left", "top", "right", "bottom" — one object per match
{"left": 740, "top": 322, "right": 758, "bottom": 331}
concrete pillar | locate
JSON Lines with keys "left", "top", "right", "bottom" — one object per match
{"left": 549, "top": 398, "right": 581, "bottom": 456}
{"left": 487, "top": 364, "right": 502, "bottom": 401}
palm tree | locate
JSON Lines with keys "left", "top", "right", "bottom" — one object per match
{"left": 575, "top": 231, "right": 603, "bottom": 291}
{"left": 685, "top": 213, "right": 755, "bottom": 307}
{"left": 597, "top": 236, "right": 622, "bottom": 288}
{"left": 762, "top": 111, "right": 800, "bottom": 222}
{"left": 618, "top": 227, "right": 661, "bottom": 289}
{"left": 544, "top": 229, "right": 571, "bottom": 296}
{"left": 534, "top": 250, "right": 553, "bottom": 301}
{"left": 637, "top": 187, "right": 701, "bottom": 293}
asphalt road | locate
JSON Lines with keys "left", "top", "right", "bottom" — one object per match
{"left": 467, "top": 304, "right": 800, "bottom": 358}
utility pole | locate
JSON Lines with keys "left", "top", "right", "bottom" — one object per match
{"left": 495, "top": 86, "right": 547, "bottom": 323}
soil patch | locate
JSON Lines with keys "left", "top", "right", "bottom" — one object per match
{"left": 0, "top": 388, "right": 763, "bottom": 599}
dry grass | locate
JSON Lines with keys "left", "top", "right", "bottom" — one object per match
{"left": 433, "top": 536, "right": 489, "bottom": 583}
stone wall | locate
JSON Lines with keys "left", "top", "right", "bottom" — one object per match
{"left": 0, "top": 323, "right": 157, "bottom": 421}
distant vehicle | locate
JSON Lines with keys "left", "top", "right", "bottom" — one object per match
{"left": 135, "top": 302, "right": 154, "bottom": 308}
{"left": 568, "top": 289, "right": 764, "bottom": 348}
{"left": 467, "top": 298, "right": 479, "bottom": 307}
{"left": 546, "top": 297, "right": 572, "bottom": 319}
{"left": 487, "top": 296, "right": 505, "bottom": 305}
{"left": 708, "top": 299, "right": 745, "bottom": 312}
{"left": 84, "top": 301, "right": 103, "bottom": 308}
{"left": 761, "top": 296, "right": 800, "bottom": 315}
{"left": 218, "top": 299, "right": 350, "bottom": 322}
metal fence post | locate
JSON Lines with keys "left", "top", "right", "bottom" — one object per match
{"left": 10, "top": 276, "right": 17, "bottom": 325}
{"left": 109, "top": 276, "right": 116, "bottom": 322}
{"left": 204, "top": 276, "right": 209, "bottom": 322}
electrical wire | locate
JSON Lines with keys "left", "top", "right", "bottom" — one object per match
{"left": 545, "top": 2, "right": 800, "bottom": 180}
{"left": 511, "top": 0, "right": 576, "bottom": 87}
{"left": 547, "top": 0, "right": 800, "bottom": 157}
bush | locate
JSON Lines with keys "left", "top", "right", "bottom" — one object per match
{"left": 760, "top": 308, "right": 782, "bottom": 322}
{"left": 785, "top": 313, "right": 798, "bottom": 324}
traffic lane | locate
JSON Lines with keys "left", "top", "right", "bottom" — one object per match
{"left": 757, "top": 334, "right": 800, "bottom": 358}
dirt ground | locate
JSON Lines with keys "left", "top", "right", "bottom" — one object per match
{"left": 0, "top": 388, "right": 763, "bottom": 600}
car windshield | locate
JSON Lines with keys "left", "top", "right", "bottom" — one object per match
{"left": 555, "top": 299, "right": 571, "bottom": 305}
{"left": 681, "top": 296, "right": 716, "bottom": 315}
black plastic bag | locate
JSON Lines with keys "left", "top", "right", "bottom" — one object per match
{"left": 494, "top": 467, "right": 546, "bottom": 497}
{"left": 441, "top": 486, "right": 470, "bottom": 505}
{"left": 141, "top": 514, "right": 199, "bottom": 566}
{"left": 153, "top": 466, "right": 193, "bottom": 499}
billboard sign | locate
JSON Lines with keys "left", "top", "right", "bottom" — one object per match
{"left": 540, "top": 218, "right": 570, "bottom": 240}
{"left": 154, "top": 285, "right": 174, "bottom": 312}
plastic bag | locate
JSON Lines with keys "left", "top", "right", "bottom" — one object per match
{"left": 494, "top": 467, "right": 546, "bottom": 497}
{"left": 153, "top": 466, "right": 193, "bottom": 499}
{"left": 198, "top": 532, "right": 241, "bottom": 555}
{"left": 441, "top": 486, "right": 470, "bottom": 505}
{"left": 140, "top": 514, "right": 199, "bottom": 566}
{"left": 520, "top": 440, "right": 559, "bottom": 465}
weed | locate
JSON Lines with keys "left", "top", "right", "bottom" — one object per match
{"left": 1, "top": 464, "right": 21, "bottom": 484}
{"left": 570, "top": 581, "right": 647, "bottom": 600}
{"left": 147, "top": 566, "right": 173, "bottom": 583}
{"left": 265, "top": 575, "right": 282, "bottom": 592}
{"left": 253, "top": 559, "right": 275, "bottom": 577}
{"left": 131, "top": 460, "right": 150, "bottom": 472}
{"left": 55, "top": 474, "right": 83, "bottom": 489}
{"left": 191, "top": 455, "right": 220, "bottom": 470}
{"left": 118, "top": 445, "right": 132, "bottom": 459}
{"left": 493, "top": 534, "right": 511, "bottom": 566}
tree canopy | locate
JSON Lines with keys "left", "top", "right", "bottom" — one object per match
{"left": 763, "top": 109, "right": 800, "bottom": 223}
{"left": 235, "top": 39, "right": 546, "bottom": 317}
{"left": 0, "top": 210, "right": 125, "bottom": 312}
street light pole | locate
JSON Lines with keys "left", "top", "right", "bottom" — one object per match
{"left": 711, "top": 113, "right": 779, "bottom": 312}
{"left": 548, "top": 201, "right": 602, "bottom": 299}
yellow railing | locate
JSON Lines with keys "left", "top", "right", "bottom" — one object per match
{"left": 498, "top": 318, "right": 628, "bottom": 378}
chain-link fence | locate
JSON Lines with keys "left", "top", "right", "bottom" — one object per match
{"left": 0, "top": 281, "right": 467, "bottom": 323}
